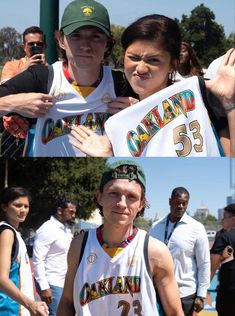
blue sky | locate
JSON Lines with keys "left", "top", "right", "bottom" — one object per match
{"left": 108, "top": 158, "right": 235, "bottom": 220}
{"left": 0, "top": 0, "right": 234, "bottom": 37}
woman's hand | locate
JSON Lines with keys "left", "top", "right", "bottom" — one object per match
{"left": 28, "top": 300, "right": 49, "bottom": 315}
{"left": 206, "top": 48, "right": 235, "bottom": 109}
{"left": 70, "top": 125, "right": 113, "bottom": 157}
{"left": 107, "top": 96, "right": 139, "bottom": 114}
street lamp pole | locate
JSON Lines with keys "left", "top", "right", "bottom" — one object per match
{"left": 40, "top": 0, "right": 59, "bottom": 64}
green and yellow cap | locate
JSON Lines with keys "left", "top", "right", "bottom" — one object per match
{"left": 100, "top": 160, "right": 146, "bottom": 191}
{"left": 61, "top": 0, "right": 111, "bottom": 37}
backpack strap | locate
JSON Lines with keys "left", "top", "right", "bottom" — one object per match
{"left": 144, "top": 233, "right": 151, "bottom": 278}
{"left": 78, "top": 230, "right": 89, "bottom": 266}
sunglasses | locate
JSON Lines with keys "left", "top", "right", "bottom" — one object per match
{"left": 112, "top": 165, "right": 138, "bottom": 180}
{"left": 26, "top": 41, "right": 44, "bottom": 47}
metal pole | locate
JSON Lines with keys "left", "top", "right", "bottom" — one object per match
{"left": 40, "top": 0, "right": 59, "bottom": 64}
{"left": 4, "top": 159, "right": 8, "bottom": 188}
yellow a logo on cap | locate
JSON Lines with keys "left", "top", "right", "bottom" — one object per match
{"left": 82, "top": 6, "right": 94, "bottom": 16}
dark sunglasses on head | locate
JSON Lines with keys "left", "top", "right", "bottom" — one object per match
{"left": 26, "top": 41, "right": 44, "bottom": 47}
{"left": 112, "top": 165, "right": 138, "bottom": 180}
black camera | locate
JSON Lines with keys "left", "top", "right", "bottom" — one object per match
{"left": 30, "top": 45, "right": 43, "bottom": 57}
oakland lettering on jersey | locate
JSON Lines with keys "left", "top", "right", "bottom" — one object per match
{"left": 80, "top": 276, "right": 141, "bottom": 306}
{"left": 41, "top": 112, "right": 110, "bottom": 144}
{"left": 127, "top": 89, "right": 195, "bottom": 156}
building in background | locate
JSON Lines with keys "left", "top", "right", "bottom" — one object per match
{"left": 194, "top": 204, "right": 210, "bottom": 220}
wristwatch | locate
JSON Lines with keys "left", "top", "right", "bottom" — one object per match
{"left": 196, "top": 296, "right": 205, "bottom": 303}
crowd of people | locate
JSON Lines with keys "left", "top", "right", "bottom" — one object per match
{"left": 0, "top": 0, "right": 234, "bottom": 157}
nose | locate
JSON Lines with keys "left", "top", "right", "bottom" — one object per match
{"left": 117, "top": 195, "right": 127, "bottom": 207}
{"left": 78, "top": 38, "right": 91, "bottom": 51}
{"left": 136, "top": 60, "right": 148, "bottom": 74}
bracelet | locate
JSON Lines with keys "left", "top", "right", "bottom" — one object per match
{"left": 224, "top": 102, "right": 235, "bottom": 113}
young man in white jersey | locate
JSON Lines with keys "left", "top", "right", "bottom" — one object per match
{"left": 0, "top": 0, "right": 134, "bottom": 157}
{"left": 57, "top": 160, "right": 184, "bottom": 316}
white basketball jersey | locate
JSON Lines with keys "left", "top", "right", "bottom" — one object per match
{"left": 105, "top": 76, "right": 223, "bottom": 157}
{"left": 74, "top": 229, "right": 159, "bottom": 316}
{"left": 0, "top": 222, "right": 34, "bottom": 316}
{"left": 33, "top": 62, "right": 116, "bottom": 156}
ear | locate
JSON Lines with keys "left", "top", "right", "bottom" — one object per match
{"left": 57, "top": 207, "right": 63, "bottom": 215}
{"left": 57, "top": 34, "right": 66, "bottom": 50}
{"left": 169, "top": 198, "right": 171, "bottom": 206}
{"left": 1, "top": 203, "right": 7, "bottom": 213}
{"left": 21, "top": 43, "right": 26, "bottom": 51}
{"left": 96, "top": 191, "right": 103, "bottom": 206}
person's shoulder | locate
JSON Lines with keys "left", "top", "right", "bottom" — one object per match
{"left": 3, "top": 58, "right": 22, "bottom": 67}
{"left": 35, "top": 218, "right": 54, "bottom": 233}
{"left": 151, "top": 216, "right": 166, "bottom": 228}
{"left": 184, "top": 214, "right": 204, "bottom": 226}
{"left": 148, "top": 235, "right": 170, "bottom": 264}
{"left": 0, "top": 224, "right": 15, "bottom": 241}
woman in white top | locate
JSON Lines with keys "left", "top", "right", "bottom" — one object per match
{"left": 0, "top": 186, "right": 48, "bottom": 316}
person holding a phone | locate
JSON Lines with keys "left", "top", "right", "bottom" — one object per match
{"left": 0, "top": 26, "right": 47, "bottom": 157}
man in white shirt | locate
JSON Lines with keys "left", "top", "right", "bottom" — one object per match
{"left": 32, "top": 198, "right": 76, "bottom": 316}
{"left": 149, "top": 187, "right": 210, "bottom": 316}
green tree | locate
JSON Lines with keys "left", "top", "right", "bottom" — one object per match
{"left": 0, "top": 27, "right": 22, "bottom": 64}
{"left": 205, "top": 214, "right": 218, "bottom": 222}
{"left": 0, "top": 158, "right": 107, "bottom": 228}
{"left": 177, "top": 4, "right": 227, "bottom": 66}
{"left": 134, "top": 217, "right": 152, "bottom": 231}
{"left": 108, "top": 24, "right": 125, "bottom": 69}
{"left": 225, "top": 32, "right": 235, "bottom": 50}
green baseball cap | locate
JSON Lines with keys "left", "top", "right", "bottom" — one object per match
{"left": 100, "top": 160, "right": 146, "bottom": 191}
{"left": 61, "top": 0, "right": 111, "bottom": 37}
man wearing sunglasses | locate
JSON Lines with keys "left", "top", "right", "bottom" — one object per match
{"left": 57, "top": 160, "right": 184, "bottom": 316}
{"left": 0, "top": 26, "right": 47, "bottom": 157}
{"left": 1, "top": 26, "right": 47, "bottom": 83}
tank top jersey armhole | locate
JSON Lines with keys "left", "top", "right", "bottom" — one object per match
{"left": 198, "top": 76, "right": 228, "bottom": 135}
{"left": 0, "top": 224, "right": 19, "bottom": 262}
{"left": 198, "top": 76, "right": 225, "bottom": 156}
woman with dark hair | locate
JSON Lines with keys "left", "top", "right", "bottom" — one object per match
{"left": 0, "top": 186, "right": 48, "bottom": 316}
{"left": 175, "top": 42, "right": 204, "bottom": 81}
{"left": 70, "top": 14, "right": 235, "bottom": 157}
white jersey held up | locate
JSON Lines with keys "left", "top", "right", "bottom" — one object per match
{"left": 33, "top": 62, "right": 116, "bottom": 157}
{"left": 73, "top": 229, "right": 159, "bottom": 316}
{"left": 105, "top": 76, "right": 224, "bottom": 157}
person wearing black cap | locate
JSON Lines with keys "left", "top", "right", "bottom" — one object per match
{"left": 0, "top": 0, "right": 135, "bottom": 157}
{"left": 57, "top": 160, "right": 184, "bottom": 316}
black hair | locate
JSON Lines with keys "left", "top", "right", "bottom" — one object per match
{"left": 171, "top": 187, "right": 190, "bottom": 199}
{"left": 178, "top": 41, "right": 204, "bottom": 76}
{"left": 121, "top": 14, "right": 181, "bottom": 62}
{"left": 0, "top": 186, "right": 31, "bottom": 220}
{"left": 51, "top": 197, "right": 76, "bottom": 215}
{"left": 224, "top": 204, "right": 235, "bottom": 216}
{"left": 23, "top": 26, "right": 46, "bottom": 44}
